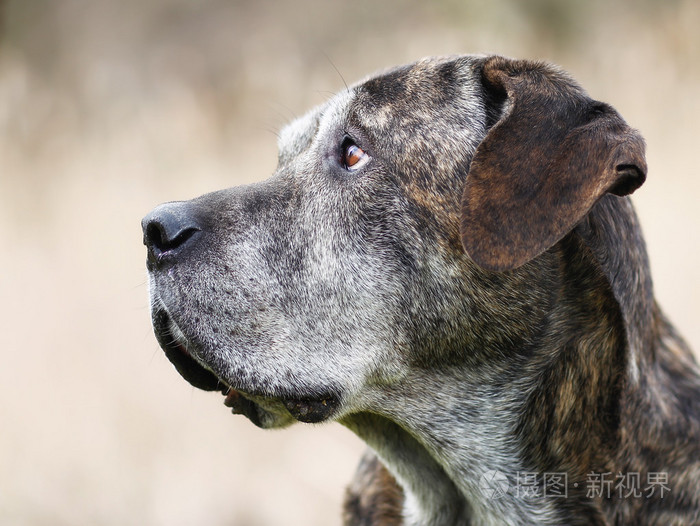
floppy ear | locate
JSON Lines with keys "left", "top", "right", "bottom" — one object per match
{"left": 460, "top": 56, "right": 647, "bottom": 271}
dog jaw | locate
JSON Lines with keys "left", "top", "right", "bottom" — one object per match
{"left": 149, "top": 299, "right": 338, "bottom": 428}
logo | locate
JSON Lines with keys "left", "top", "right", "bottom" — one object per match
{"left": 479, "top": 470, "right": 510, "bottom": 499}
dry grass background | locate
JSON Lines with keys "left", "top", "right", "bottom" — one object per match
{"left": 0, "top": 1, "right": 698, "bottom": 525}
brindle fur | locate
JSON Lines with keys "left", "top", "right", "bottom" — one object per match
{"left": 142, "top": 55, "right": 700, "bottom": 525}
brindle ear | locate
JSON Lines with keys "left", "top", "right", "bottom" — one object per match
{"left": 460, "top": 56, "right": 647, "bottom": 271}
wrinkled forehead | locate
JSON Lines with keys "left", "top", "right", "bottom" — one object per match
{"left": 277, "top": 55, "right": 485, "bottom": 156}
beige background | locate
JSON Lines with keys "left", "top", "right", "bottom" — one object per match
{"left": 1, "top": 1, "right": 698, "bottom": 525}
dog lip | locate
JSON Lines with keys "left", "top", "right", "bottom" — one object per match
{"left": 223, "top": 389, "right": 264, "bottom": 427}
{"left": 283, "top": 395, "right": 340, "bottom": 423}
{"left": 152, "top": 308, "right": 223, "bottom": 392}
{"left": 152, "top": 310, "right": 263, "bottom": 425}
{"left": 224, "top": 388, "right": 340, "bottom": 426}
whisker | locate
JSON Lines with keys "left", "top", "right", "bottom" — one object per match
{"left": 321, "top": 50, "right": 349, "bottom": 93}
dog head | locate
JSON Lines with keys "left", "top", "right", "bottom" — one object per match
{"left": 142, "top": 55, "right": 646, "bottom": 428}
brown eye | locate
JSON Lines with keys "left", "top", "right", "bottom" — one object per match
{"left": 341, "top": 139, "right": 370, "bottom": 171}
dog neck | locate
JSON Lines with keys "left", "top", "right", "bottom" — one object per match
{"left": 341, "top": 411, "right": 471, "bottom": 525}
{"left": 341, "top": 364, "right": 560, "bottom": 526}
{"left": 340, "top": 214, "right": 637, "bottom": 525}
{"left": 341, "top": 317, "right": 624, "bottom": 525}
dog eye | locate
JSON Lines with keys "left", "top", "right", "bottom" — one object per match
{"left": 341, "top": 138, "right": 370, "bottom": 171}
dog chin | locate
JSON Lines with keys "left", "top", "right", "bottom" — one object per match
{"left": 150, "top": 306, "right": 341, "bottom": 427}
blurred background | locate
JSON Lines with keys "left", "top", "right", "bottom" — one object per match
{"left": 1, "top": 0, "right": 698, "bottom": 524}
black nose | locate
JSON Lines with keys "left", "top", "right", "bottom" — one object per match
{"left": 142, "top": 202, "right": 201, "bottom": 269}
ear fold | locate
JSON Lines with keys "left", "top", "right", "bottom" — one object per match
{"left": 460, "top": 56, "right": 647, "bottom": 271}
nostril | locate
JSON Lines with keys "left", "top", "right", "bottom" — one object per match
{"left": 145, "top": 222, "right": 199, "bottom": 253}
{"left": 144, "top": 222, "right": 166, "bottom": 252}
{"left": 167, "top": 226, "right": 199, "bottom": 250}
{"left": 142, "top": 202, "right": 202, "bottom": 259}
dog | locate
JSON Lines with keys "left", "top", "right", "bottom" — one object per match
{"left": 142, "top": 55, "right": 700, "bottom": 525}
